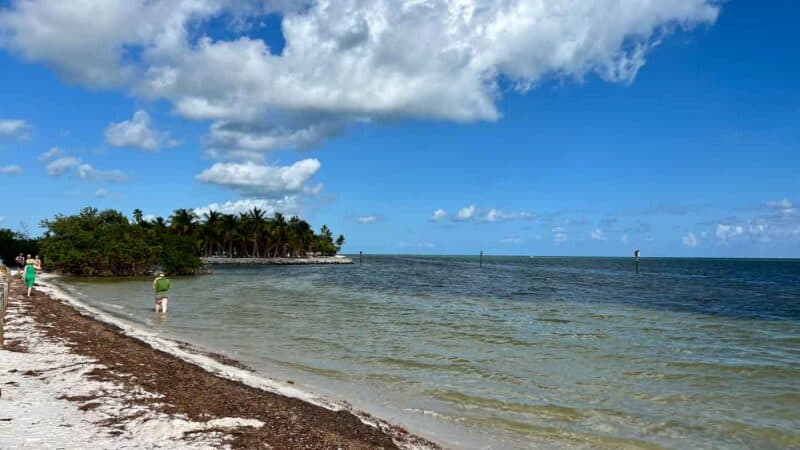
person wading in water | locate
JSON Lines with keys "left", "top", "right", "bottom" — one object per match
{"left": 153, "top": 272, "right": 171, "bottom": 313}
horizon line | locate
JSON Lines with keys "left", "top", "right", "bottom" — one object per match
{"left": 342, "top": 253, "right": 800, "bottom": 261}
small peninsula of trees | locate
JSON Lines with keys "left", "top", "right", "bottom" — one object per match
{"left": 39, "top": 207, "right": 345, "bottom": 277}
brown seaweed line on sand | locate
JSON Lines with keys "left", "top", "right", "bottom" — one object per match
{"left": 6, "top": 278, "right": 442, "bottom": 450}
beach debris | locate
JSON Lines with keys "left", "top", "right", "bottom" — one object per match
{"left": 0, "top": 273, "right": 440, "bottom": 450}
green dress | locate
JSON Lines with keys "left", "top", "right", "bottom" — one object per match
{"left": 24, "top": 264, "right": 36, "bottom": 288}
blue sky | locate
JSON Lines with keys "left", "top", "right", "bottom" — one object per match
{"left": 0, "top": 0, "right": 797, "bottom": 257}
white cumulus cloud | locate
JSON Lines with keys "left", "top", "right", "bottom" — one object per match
{"left": 591, "top": 228, "right": 606, "bottom": 241}
{"left": 45, "top": 155, "right": 128, "bottom": 182}
{"left": 0, "top": 165, "right": 23, "bottom": 175}
{"left": 689, "top": 199, "right": 800, "bottom": 245}
{"left": 356, "top": 215, "right": 379, "bottom": 224}
{"left": 713, "top": 212, "right": 800, "bottom": 244}
{"left": 76, "top": 163, "right": 128, "bottom": 183}
{"left": 767, "top": 199, "right": 792, "bottom": 210}
{"left": 38, "top": 147, "right": 64, "bottom": 161}
{"left": 0, "top": 119, "right": 30, "bottom": 139}
{"left": 207, "top": 118, "right": 349, "bottom": 154}
{"left": 196, "top": 159, "right": 321, "bottom": 196}
{"left": 682, "top": 231, "right": 699, "bottom": 247}
{"left": 449, "top": 206, "right": 533, "bottom": 222}
{"left": 716, "top": 224, "right": 744, "bottom": 241}
{"left": 430, "top": 209, "right": 448, "bottom": 222}
{"left": 553, "top": 226, "right": 568, "bottom": 244}
{"left": 105, "top": 110, "right": 177, "bottom": 151}
{"left": 0, "top": 0, "right": 721, "bottom": 154}
{"left": 455, "top": 205, "right": 478, "bottom": 221}
{"left": 193, "top": 196, "right": 302, "bottom": 217}
{"left": 484, "top": 209, "right": 534, "bottom": 222}
{"left": 45, "top": 156, "right": 81, "bottom": 176}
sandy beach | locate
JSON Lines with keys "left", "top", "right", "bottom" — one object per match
{"left": 0, "top": 273, "right": 438, "bottom": 449}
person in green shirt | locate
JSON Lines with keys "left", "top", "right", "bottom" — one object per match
{"left": 24, "top": 258, "right": 37, "bottom": 297}
{"left": 152, "top": 272, "right": 171, "bottom": 313}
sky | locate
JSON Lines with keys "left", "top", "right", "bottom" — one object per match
{"left": 0, "top": 0, "right": 797, "bottom": 257}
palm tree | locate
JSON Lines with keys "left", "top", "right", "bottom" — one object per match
{"left": 247, "top": 207, "right": 266, "bottom": 257}
{"left": 129, "top": 206, "right": 344, "bottom": 261}
{"left": 152, "top": 216, "right": 167, "bottom": 231}
{"left": 261, "top": 218, "right": 273, "bottom": 257}
{"left": 201, "top": 210, "right": 222, "bottom": 256}
{"left": 220, "top": 214, "right": 238, "bottom": 257}
{"left": 315, "top": 225, "right": 332, "bottom": 256}
{"left": 287, "top": 216, "right": 313, "bottom": 257}
{"left": 170, "top": 209, "right": 197, "bottom": 238}
{"left": 271, "top": 212, "right": 287, "bottom": 257}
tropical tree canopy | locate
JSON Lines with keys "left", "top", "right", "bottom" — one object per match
{"left": 0, "top": 228, "right": 39, "bottom": 265}
{"left": 198, "top": 208, "right": 344, "bottom": 259}
{"left": 37, "top": 207, "right": 344, "bottom": 276}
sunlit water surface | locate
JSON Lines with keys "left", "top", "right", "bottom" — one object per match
{"left": 58, "top": 256, "right": 800, "bottom": 449}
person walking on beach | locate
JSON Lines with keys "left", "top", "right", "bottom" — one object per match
{"left": 153, "top": 272, "right": 171, "bottom": 313}
{"left": 34, "top": 255, "right": 42, "bottom": 271}
{"left": 24, "top": 257, "right": 37, "bottom": 297}
{"left": 20, "top": 254, "right": 31, "bottom": 278}
{"left": 14, "top": 253, "right": 24, "bottom": 271}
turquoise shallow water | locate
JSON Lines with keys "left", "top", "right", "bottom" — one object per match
{"left": 59, "top": 256, "right": 800, "bottom": 449}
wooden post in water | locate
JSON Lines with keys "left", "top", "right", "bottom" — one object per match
{"left": 359, "top": 251, "right": 363, "bottom": 265}
{"left": 480, "top": 251, "right": 483, "bottom": 267}
{"left": 634, "top": 249, "right": 640, "bottom": 274}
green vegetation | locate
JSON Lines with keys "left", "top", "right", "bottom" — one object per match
{"left": 38, "top": 207, "right": 345, "bottom": 277}
{"left": 177, "top": 207, "right": 345, "bottom": 259}
{"left": 0, "top": 228, "right": 40, "bottom": 266}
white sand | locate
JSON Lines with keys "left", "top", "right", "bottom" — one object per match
{"left": 0, "top": 284, "right": 263, "bottom": 449}
{"left": 1, "top": 274, "right": 437, "bottom": 450}
{"left": 34, "top": 275, "right": 338, "bottom": 410}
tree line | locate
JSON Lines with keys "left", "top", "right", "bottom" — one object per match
{"left": 0, "top": 228, "right": 40, "bottom": 266}
{"left": 137, "top": 207, "right": 344, "bottom": 259}
{"left": 35, "top": 207, "right": 345, "bottom": 277}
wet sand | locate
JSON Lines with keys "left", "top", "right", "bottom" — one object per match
{"left": 0, "top": 275, "right": 438, "bottom": 449}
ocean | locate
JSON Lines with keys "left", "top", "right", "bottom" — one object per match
{"left": 57, "top": 256, "right": 800, "bottom": 449}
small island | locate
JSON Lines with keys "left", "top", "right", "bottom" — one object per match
{"left": 202, "top": 256, "right": 352, "bottom": 265}
{"left": 3, "top": 206, "right": 348, "bottom": 277}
